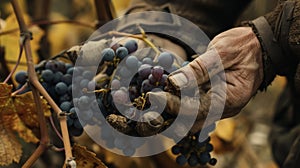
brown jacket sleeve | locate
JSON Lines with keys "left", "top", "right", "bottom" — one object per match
{"left": 246, "top": 0, "right": 300, "bottom": 90}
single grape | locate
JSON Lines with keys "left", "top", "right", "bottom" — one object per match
{"left": 73, "top": 119, "right": 82, "bottom": 129}
{"left": 206, "top": 143, "right": 214, "bottom": 152}
{"left": 57, "top": 61, "right": 66, "bottom": 73}
{"left": 61, "top": 74, "right": 72, "bottom": 85}
{"left": 124, "top": 40, "right": 138, "bottom": 53}
{"left": 87, "top": 80, "right": 96, "bottom": 90}
{"left": 45, "top": 60, "right": 58, "bottom": 72}
{"left": 171, "top": 145, "right": 181, "bottom": 155}
{"left": 151, "top": 66, "right": 164, "bottom": 81}
{"left": 67, "top": 116, "right": 74, "bottom": 127}
{"left": 70, "top": 108, "right": 79, "bottom": 119}
{"left": 116, "top": 46, "right": 128, "bottom": 60}
{"left": 67, "top": 67, "right": 74, "bottom": 75}
{"left": 79, "top": 79, "right": 90, "bottom": 88}
{"left": 157, "top": 52, "right": 174, "bottom": 68}
{"left": 82, "top": 70, "right": 94, "bottom": 80}
{"left": 199, "top": 152, "right": 211, "bottom": 165}
{"left": 60, "top": 101, "right": 72, "bottom": 112}
{"left": 55, "top": 82, "right": 68, "bottom": 95}
{"left": 78, "top": 96, "right": 90, "bottom": 109}
{"left": 102, "top": 48, "right": 115, "bottom": 62}
{"left": 15, "top": 70, "right": 27, "bottom": 84}
{"left": 138, "top": 64, "right": 152, "bottom": 79}
{"left": 53, "top": 71, "right": 63, "bottom": 83}
{"left": 148, "top": 74, "right": 158, "bottom": 85}
{"left": 111, "top": 79, "right": 121, "bottom": 90}
{"left": 41, "top": 69, "right": 54, "bottom": 82}
{"left": 141, "top": 79, "right": 154, "bottom": 93}
{"left": 176, "top": 155, "right": 187, "bottom": 166}
{"left": 159, "top": 74, "right": 168, "bottom": 86}
{"left": 142, "top": 57, "right": 153, "bottom": 65}
{"left": 188, "top": 153, "right": 198, "bottom": 167}
{"left": 209, "top": 158, "right": 217, "bottom": 166}
{"left": 125, "top": 55, "right": 139, "bottom": 70}
{"left": 112, "top": 89, "right": 128, "bottom": 104}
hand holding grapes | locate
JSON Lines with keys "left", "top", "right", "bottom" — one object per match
{"left": 149, "top": 27, "right": 264, "bottom": 133}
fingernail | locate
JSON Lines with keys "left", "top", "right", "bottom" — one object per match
{"left": 169, "top": 72, "right": 188, "bottom": 88}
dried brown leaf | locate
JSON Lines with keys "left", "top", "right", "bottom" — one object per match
{"left": 72, "top": 144, "right": 107, "bottom": 168}
{"left": 0, "top": 84, "right": 22, "bottom": 166}
{"left": 14, "top": 91, "right": 51, "bottom": 128}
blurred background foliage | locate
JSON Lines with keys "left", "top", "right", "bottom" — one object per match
{"left": 0, "top": 0, "right": 284, "bottom": 168}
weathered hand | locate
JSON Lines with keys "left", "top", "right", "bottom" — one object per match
{"left": 149, "top": 27, "right": 263, "bottom": 133}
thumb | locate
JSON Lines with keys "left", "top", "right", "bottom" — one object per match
{"left": 168, "top": 49, "right": 223, "bottom": 90}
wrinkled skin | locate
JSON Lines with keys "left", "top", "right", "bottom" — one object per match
{"left": 149, "top": 27, "right": 264, "bottom": 133}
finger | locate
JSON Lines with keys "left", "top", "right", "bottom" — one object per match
{"left": 168, "top": 49, "right": 224, "bottom": 90}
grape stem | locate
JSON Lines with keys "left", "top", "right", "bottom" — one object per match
{"left": 3, "top": 40, "right": 24, "bottom": 83}
{"left": 11, "top": 1, "right": 74, "bottom": 167}
{"left": 11, "top": 83, "right": 28, "bottom": 96}
{"left": 108, "top": 30, "right": 161, "bottom": 56}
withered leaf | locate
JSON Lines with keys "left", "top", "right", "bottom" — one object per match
{"left": 72, "top": 144, "right": 107, "bottom": 168}
{"left": 0, "top": 84, "right": 22, "bottom": 166}
{"left": 14, "top": 91, "right": 51, "bottom": 128}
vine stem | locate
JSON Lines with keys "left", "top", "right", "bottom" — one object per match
{"left": 11, "top": 0, "right": 74, "bottom": 167}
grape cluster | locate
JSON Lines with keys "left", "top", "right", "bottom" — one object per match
{"left": 172, "top": 124, "right": 217, "bottom": 167}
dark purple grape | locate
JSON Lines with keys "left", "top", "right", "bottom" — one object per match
{"left": 59, "top": 94, "right": 71, "bottom": 103}
{"left": 67, "top": 67, "right": 74, "bottom": 75}
{"left": 116, "top": 47, "right": 128, "bottom": 60}
{"left": 142, "top": 57, "right": 153, "bottom": 65}
{"left": 102, "top": 48, "right": 115, "bottom": 62}
{"left": 82, "top": 70, "right": 94, "bottom": 80}
{"left": 138, "top": 64, "right": 152, "bottom": 79}
{"left": 209, "top": 158, "right": 217, "bottom": 166}
{"left": 78, "top": 95, "right": 90, "bottom": 109}
{"left": 73, "top": 119, "right": 82, "bottom": 129}
{"left": 61, "top": 74, "right": 72, "bottom": 85}
{"left": 41, "top": 69, "right": 54, "bottom": 82}
{"left": 125, "top": 55, "right": 139, "bottom": 70}
{"left": 148, "top": 74, "right": 158, "bottom": 85}
{"left": 188, "top": 153, "right": 198, "bottom": 167}
{"left": 151, "top": 66, "right": 164, "bottom": 81}
{"left": 67, "top": 116, "right": 74, "bottom": 127}
{"left": 141, "top": 79, "right": 154, "bottom": 93}
{"left": 159, "top": 74, "right": 168, "bottom": 86}
{"left": 79, "top": 79, "right": 89, "bottom": 88}
{"left": 157, "top": 52, "right": 174, "bottom": 68}
{"left": 45, "top": 60, "right": 59, "bottom": 72}
{"left": 87, "top": 80, "right": 96, "bottom": 90}
{"left": 15, "top": 70, "right": 27, "bottom": 84}
{"left": 199, "top": 152, "right": 211, "bottom": 165}
{"left": 124, "top": 40, "right": 138, "bottom": 53}
{"left": 57, "top": 61, "right": 66, "bottom": 73}
{"left": 176, "top": 155, "right": 187, "bottom": 166}
{"left": 53, "top": 71, "right": 63, "bottom": 83}
{"left": 60, "top": 101, "right": 72, "bottom": 111}
{"left": 112, "top": 89, "right": 128, "bottom": 104}
{"left": 55, "top": 82, "right": 68, "bottom": 95}
{"left": 171, "top": 145, "right": 181, "bottom": 155}
{"left": 111, "top": 79, "right": 121, "bottom": 90}
{"left": 65, "top": 63, "right": 73, "bottom": 70}
{"left": 69, "top": 126, "right": 83, "bottom": 137}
